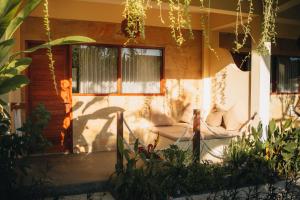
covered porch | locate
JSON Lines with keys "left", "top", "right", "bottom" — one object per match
{"left": 7, "top": 0, "right": 300, "bottom": 187}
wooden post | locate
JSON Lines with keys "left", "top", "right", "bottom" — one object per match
{"left": 116, "top": 111, "right": 124, "bottom": 173}
{"left": 193, "top": 109, "right": 201, "bottom": 163}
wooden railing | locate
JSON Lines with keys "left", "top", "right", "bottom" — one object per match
{"left": 192, "top": 109, "right": 201, "bottom": 163}
{"left": 116, "top": 111, "right": 124, "bottom": 173}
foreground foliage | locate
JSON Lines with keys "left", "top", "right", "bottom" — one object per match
{"left": 226, "top": 119, "right": 300, "bottom": 180}
{"left": 110, "top": 119, "right": 300, "bottom": 200}
{"left": 0, "top": 104, "right": 51, "bottom": 199}
{"left": 0, "top": 1, "right": 94, "bottom": 199}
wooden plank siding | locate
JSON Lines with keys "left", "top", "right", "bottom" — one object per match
{"left": 27, "top": 43, "right": 72, "bottom": 153}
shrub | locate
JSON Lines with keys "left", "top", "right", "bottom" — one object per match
{"left": 110, "top": 119, "right": 300, "bottom": 199}
{"left": 0, "top": 104, "right": 51, "bottom": 199}
{"left": 225, "top": 119, "right": 300, "bottom": 181}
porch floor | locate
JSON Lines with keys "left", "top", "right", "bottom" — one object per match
{"left": 28, "top": 151, "right": 116, "bottom": 186}
{"left": 45, "top": 192, "right": 114, "bottom": 200}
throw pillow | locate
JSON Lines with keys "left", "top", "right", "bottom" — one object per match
{"left": 223, "top": 106, "right": 242, "bottom": 131}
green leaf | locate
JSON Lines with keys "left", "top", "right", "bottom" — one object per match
{"left": 134, "top": 139, "right": 139, "bottom": 153}
{"left": 140, "top": 152, "right": 147, "bottom": 162}
{"left": 282, "top": 152, "right": 293, "bottom": 161}
{"left": 22, "top": 36, "right": 95, "bottom": 53}
{"left": 124, "top": 149, "right": 130, "bottom": 161}
{"left": 269, "top": 120, "right": 276, "bottom": 135}
{"left": 284, "top": 142, "right": 297, "bottom": 153}
{"left": 0, "top": 98, "right": 7, "bottom": 106}
{"left": 0, "top": 75, "right": 29, "bottom": 95}
{"left": 5, "top": 0, "right": 43, "bottom": 39}
{"left": 0, "top": 58, "right": 31, "bottom": 78}
{"left": 0, "top": 38, "right": 15, "bottom": 66}
{"left": 0, "top": 0, "right": 22, "bottom": 38}
{"left": 0, "top": 0, "right": 20, "bottom": 17}
{"left": 283, "top": 119, "right": 292, "bottom": 131}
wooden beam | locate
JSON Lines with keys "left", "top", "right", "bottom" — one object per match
{"left": 278, "top": 0, "right": 300, "bottom": 13}
{"left": 210, "top": 17, "right": 300, "bottom": 33}
{"left": 211, "top": 18, "right": 248, "bottom": 31}
{"left": 277, "top": 17, "right": 300, "bottom": 26}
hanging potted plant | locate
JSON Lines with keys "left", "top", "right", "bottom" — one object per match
{"left": 121, "top": 16, "right": 141, "bottom": 39}
{"left": 121, "top": 0, "right": 148, "bottom": 40}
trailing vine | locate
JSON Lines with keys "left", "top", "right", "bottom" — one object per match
{"left": 199, "top": 0, "right": 204, "bottom": 7}
{"left": 167, "top": 0, "right": 193, "bottom": 46}
{"left": 121, "top": 0, "right": 280, "bottom": 55}
{"left": 199, "top": 0, "right": 218, "bottom": 59}
{"left": 156, "top": 0, "right": 165, "bottom": 24}
{"left": 200, "top": 15, "right": 212, "bottom": 50}
{"left": 234, "top": 0, "right": 254, "bottom": 52}
{"left": 257, "top": 0, "right": 279, "bottom": 55}
{"left": 122, "top": 0, "right": 194, "bottom": 46}
{"left": 43, "top": 0, "right": 58, "bottom": 94}
{"left": 122, "top": 0, "right": 150, "bottom": 43}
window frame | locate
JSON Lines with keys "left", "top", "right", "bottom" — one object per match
{"left": 71, "top": 43, "right": 165, "bottom": 96}
{"left": 271, "top": 54, "right": 300, "bottom": 95}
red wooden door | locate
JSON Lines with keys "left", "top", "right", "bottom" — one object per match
{"left": 28, "top": 44, "right": 72, "bottom": 153}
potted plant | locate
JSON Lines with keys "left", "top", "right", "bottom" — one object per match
{"left": 121, "top": 16, "right": 141, "bottom": 39}
{"left": 121, "top": 0, "right": 147, "bottom": 40}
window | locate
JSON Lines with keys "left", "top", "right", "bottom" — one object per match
{"left": 72, "top": 45, "right": 118, "bottom": 93}
{"left": 271, "top": 56, "right": 300, "bottom": 93}
{"left": 72, "top": 45, "right": 163, "bottom": 95}
{"left": 122, "top": 48, "right": 162, "bottom": 93}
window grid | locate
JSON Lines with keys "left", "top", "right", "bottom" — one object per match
{"left": 271, "top": 55, "right": 300, "bottom": 94}
{"left": 71, "top": 44, "right": 165, "bottom": 96}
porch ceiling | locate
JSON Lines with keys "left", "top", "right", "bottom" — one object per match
{"left": 277, "top": 0, "right": 300, "bottom": 27}
{"left": 279, "top": 5, "right": 300, "bottom": 21}
{"left": 30, "top": 0, "right": 241, "bottom": 31}
{"left": 74, "top": 0, "right": 261, "bottom": 16}
{"left": 30, "top": 0, "right": 300, "bottom": 39}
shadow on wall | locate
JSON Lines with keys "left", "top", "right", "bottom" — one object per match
{"left": 271, "top": 94, "right": 300, "bottom": 121}
{"left": 69, "top": 48, "right": 252, "bottom": 154}
{"left": 72, "top": 98, "right": 124, "bottom": 153}
{"left": 207, "top": 48, "right": 250, "bottom": 122}
{"left": 166, "top": 78, "right": 194, "bottom": 120}
{"left": 71, "top": 82, "right": 198, "bottom": 153}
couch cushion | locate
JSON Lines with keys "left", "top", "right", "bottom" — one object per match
{"left": 151, "top": 123, "right": 193, "bottom": 141}
{"left": 150, "top": 98, "right": 175, "bottom": 126}
{"left": 179, "top": 104, "right": 194, "bottom": 123}
{"left": 206, "top": 111, "right": 223, "bottom": 127}
{"left": 151, "top": 112, "right": 175, "bottom": 126}
{"left": 223, "top": 106, "right": 242, "bottom": 131}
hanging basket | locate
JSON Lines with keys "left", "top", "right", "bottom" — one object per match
{"left": 121, "top": 18, "right": 141, "bottom": 39}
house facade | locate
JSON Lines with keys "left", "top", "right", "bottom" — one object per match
{"left": 7, "top": 0, "right": 300, "bottom": 156}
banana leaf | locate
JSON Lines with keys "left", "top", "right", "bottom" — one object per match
{"left": 0, "top": 0, "right": 22, "bottom": 39}
{"left": 0, "top": 75, "right": 29, "bottom": 95}
{"left": 0, "top": 39, "right": 15, "bottom": 66}
{"left": 11, "top": 36, "right": 95, "bottom": 58}
{"left": 0, "top": 57, "right": 31, "bottom": 78}
{"left": 4, "top": 0, "right": 43, "bottom": 40}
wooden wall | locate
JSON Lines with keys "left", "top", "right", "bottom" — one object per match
{"left": 21, "top": 17, "right": 203, "bottom": 152}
